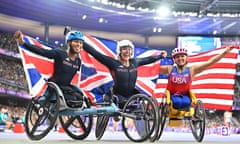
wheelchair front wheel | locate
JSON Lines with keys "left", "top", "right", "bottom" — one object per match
{"left": 189, "top": 100, "right": 206, "bottom": 142}
{"left": 148, "top": 97, "right": 160, "bottom": 142}
{"left": 156, "top": 103, "right": 168, "bottom": 140}
{"left": 95, "top": 114, "right": 110, "bottom": 140}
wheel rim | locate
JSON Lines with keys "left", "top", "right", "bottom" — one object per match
{"left": 122, "top": 94, "right": 158, "bottom": 142}
{"left": 157, "top": 103, "right": 168, "bottom": 140}
{"left": 24, "top": 93, "right": 60, "bottom": 140}
{"left": 148, "top": 97, "right": 160, "bottom": 142}
{"left": 190, "top": 100, "right": 206, "bottom": 142}
{"left": 58, "top": 98, "right": 93, "bottom": 140}
{"left": 59, "top": 114, "right": 93, "bottom": 140}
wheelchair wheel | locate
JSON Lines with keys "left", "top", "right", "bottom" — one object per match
{"left": 148, "top": 97, "right": 160, "bottom": 142}
{"left": 58, "top": 97, "right": 93, "bottom": 140}
{"left": 121, "top": 94, "right": 159, "bottom": 142}
{"left": 24, "top": 87, "right": 60, "bottom": 140}
{"left": 95, "top": 114, "right": 110, "bottom": 140}
{"left": 156, "top": 103, "right": 168, "bottom": 140}
{"left": 189, "top": 100, "right": 206, "bottom": 142}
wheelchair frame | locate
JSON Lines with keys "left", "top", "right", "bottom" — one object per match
{"left": 155, "top": 90, "right": 206, "bottom": 142}
{"left": 24, "top": 81, "right": 159, "bottom": 142}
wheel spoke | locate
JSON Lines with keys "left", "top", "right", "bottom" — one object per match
{"left": 76, "top": 116, "right": 87, "bottom": 132}
{"left": 122, "top": 94, "right": 158, "bottom": 142}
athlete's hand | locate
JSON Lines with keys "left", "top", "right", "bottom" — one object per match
{"left": 161, "top": 50, "right": 168, "bottom": 58}
{"left": 13, "top": 30, "right": 25, "bottom": 45}
{"left": 229, "top": 45, "right": 240, "bottom": 49}
{"left": 226, "top": 45, "right": 239, "bottom": 52}
{"left": 64, "top": 26, "right": 72, "bottom": 36}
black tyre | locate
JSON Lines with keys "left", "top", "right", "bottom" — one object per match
{"left": 95, "top": 114, "right": 110, "bottom": 140}
{"left": 121, "top": 94, "right": 159, "bottom": 142}
{"left": 24, "top": 86, "right": 60, "bottom": 140}
{"left": 156, "top": 103, "right": 168, "bottom": 140}
{"left": 189, "top": 100, "right": 206, "bottom": 142}
{"left": 59, "top": 97, "right": 93, "bottom": 140}
{"left": 148, "top": 97, "right": 160, "bottom": 142}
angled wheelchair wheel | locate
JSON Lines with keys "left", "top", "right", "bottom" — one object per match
{"left": 58, "top": 97, "right": 93, "bottom": 140}
{"left": 95, "top": 114, "right": 110, "bottom": 140}
{"left": 148, "top": 97, "right": 160, "bottom": 142}
{"left": 189, "top": 100, "right": 206, "bottom": 142}
{"left": 24, "top": 86, "right": 60, "bottom": 140}
{"left": 121, "top": 94, "right": 159, "bottom": 142}
{"left": 156, "top": 103, "right": 168, "bottom": 140}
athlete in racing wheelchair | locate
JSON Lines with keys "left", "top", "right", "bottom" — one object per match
{"left": 14, "top": 29, "right": 93, "bottom": 140}
{"left": 94, "top": 87, "right": 160, "bottom": 142}
{"left": 157, "top": 89, "right": 205, "bottom": 142}
{"left": 83, "top": 39, "right": 166, "bottom": 142}
{"left": 155, "top": 46, "right": 236, "bottom": 142}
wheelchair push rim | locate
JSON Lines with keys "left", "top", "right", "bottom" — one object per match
{"left": 121, "top": 94, "right": 159, "bottom": 142}
{"left": 24, "top": 87, "right": 60, "bottom": 140}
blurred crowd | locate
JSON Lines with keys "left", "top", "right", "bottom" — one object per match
{"left": 0, "top": 57, "right": 28, "bottom": 90}
{"left": 0, "top": 31, "right": 28, "bottom": 95}
{"left": 0, "top": 32, "right": 19, "bottom": 53}
{"left": 0, "top": 104, "right": 26, "bottom": 132}
{"left": 0, "top": 31, "right": 240, "bottom": 133}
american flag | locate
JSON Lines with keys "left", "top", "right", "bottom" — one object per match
{"left": 18, "top": 35, "right": 239, "bottom": 110}
{"left": 154, "top": 47, "right": 239, "bottom": 110}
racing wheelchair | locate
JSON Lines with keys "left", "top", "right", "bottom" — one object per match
{"left": 154, "top": 90, "right": 206, "bottom": 142}
{"left": 24, "top": 81, "right": 159, "bottom": 142}
{"left": 94, "top": 89, "right": 160, "bottom": 142}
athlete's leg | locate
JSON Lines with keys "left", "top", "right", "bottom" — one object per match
{"left": 39, "top": 87, "right": 56, "bottom": 102}
{"left": 181, "top": 95, "right": 191, "bottom": 108}
{"left": 171, "top": 95, "right": 182, "bottom": 109}
{"left": 70, "top": 85, "right": 83, "bottom": 93}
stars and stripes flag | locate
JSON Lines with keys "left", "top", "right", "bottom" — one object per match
{"left": 18, "top": 34, "right": 238, "bottom": 110}
{"left": 154, "top": 46, "right": 239, "bottom": 110}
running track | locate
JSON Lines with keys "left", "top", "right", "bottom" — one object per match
{"left": 0, "top": 131, "right": 239, "bottom": 144}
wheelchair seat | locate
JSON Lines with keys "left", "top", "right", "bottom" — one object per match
{"left": 166, "top": 90, "right": 197, "bottom": 118}
{"left": 66, "top": 99, "right": 83, "bottom": 108}
{"left": 60, "top": 86, "right": 84, "bottom": 108}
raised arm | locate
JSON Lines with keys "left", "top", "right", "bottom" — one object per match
{"left": 191, "top": 46, "right": 235, "bottom": 77}
{"left": 83, "top": 42, "right": 116, "bottom": 68}
{"left": 135, "top": 53, "right": 164, "bottom": 67}
{"left": 14, "top": 30, "right": 56, "bottom": 59}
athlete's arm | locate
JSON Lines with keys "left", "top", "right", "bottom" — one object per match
{"left": 23, "top": 43, "right": 57, "bottom": 59}
{"left": 159, "top": 65, "right": 172, "bottom": 75}
{"left": 191, "top": 46, "right": 235, "bottom": 77}
{"left": 14, "top": 30, "right": 57, "bottom": 59}
{"left": 135, "top": 54, "right": 164, "bottom": 66}
{"left": 83, "top": 42, "right": 116, "bottom": 68}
